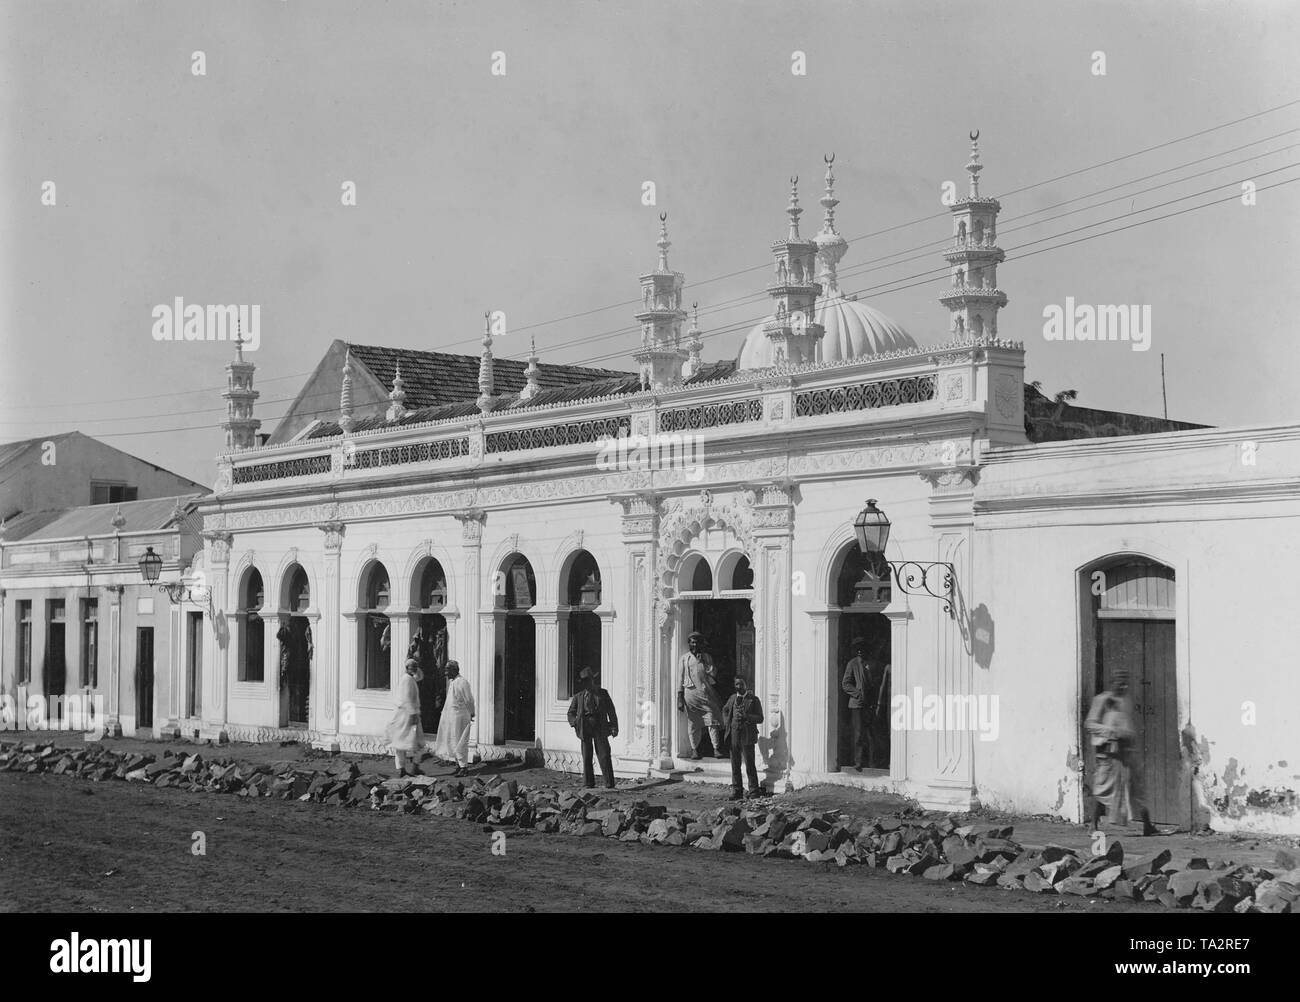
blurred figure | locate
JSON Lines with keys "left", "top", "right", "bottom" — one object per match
{"left": 1085, "top": 669, "right": 1157, "bottom": 836}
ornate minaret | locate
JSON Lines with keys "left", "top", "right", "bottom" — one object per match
{"left": 939, "top": 131, "right": 1007, "bottom": 340}
{"left": 520, "top": 337, "right": 542, "bottom": 401}
{"left": 477, "top": 312, "right": 495, "bottom": 414}
{"left": 386, "top": 359, "right": 408, "bottom": 421}
{"left": 339, "top": 346, "right": 355, "bottom": 433}
{"left": 683, "top": 302, "right": 704, "bottom": 380}
{"left": 764, "top": 176, "right": 824, "bottom": 364}
{"left": 221, "top": 329, "right": 261, "bottom": 450}
{"left": 632, "top": 212, "right": 688, "bottom": 391}
{"left": 814, "top": 154, "right": 848, "bottom": 297}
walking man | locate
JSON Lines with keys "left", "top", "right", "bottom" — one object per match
{"left": 566, "top": 666, "right": 619, "bottom": 789}
{"left": 433, "top": 660, "right": 476, "bottom": 777}
{"left": 386, "top": 657, "right": 425, "bottom": 776}
{"left": 1085, "top": 668, "right": 1157, "bottom": 836}
{"left": 677, "top": 631, "right": 724, "bottom": 759}
{"left": 722, "top": 675, "right": 764, "bottom": 800}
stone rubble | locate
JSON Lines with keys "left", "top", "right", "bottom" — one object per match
{"left": 3, "top": 739, "right": 1296, "bottom": 913}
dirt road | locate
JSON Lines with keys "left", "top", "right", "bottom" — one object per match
{"left": 1, "top": 772, "right": 1153, "bottom": 913}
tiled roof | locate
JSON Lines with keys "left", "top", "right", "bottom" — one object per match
{"left": 346, "top": 343, "right": 632, "bottom": 412}
{"left": 2, "top": 495, "right": 204, "bottom": 542}
{"left": 300, "top": 358, "right": 744, "bottom": 441}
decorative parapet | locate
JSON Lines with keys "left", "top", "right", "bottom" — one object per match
{"left": 794, "top": 373, "right": 937, "bottom": 418}
{"left": 232, "top": 454, "right": 331, "bottom": 485}
{"left": 658, "top": 398, "right": 763, "bottom": 433}
{"left": 486, "top": 415, "right": 628, "bottom": 454}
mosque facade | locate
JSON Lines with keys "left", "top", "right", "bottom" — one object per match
{"left": 167, "top": 137, "right": 1300, "bottom": 836}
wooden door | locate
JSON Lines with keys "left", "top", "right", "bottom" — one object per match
{"left": 1098, "top": 619, "right": 1179, "bottom": 824}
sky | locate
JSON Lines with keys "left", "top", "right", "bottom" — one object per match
{"left": 2, "top": 0, "right": 1298, "bottom": 486}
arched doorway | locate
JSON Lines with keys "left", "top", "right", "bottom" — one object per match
{"left": 357, "top": 562, "right": 391, "bottom": 694}
{"left": 831, "top": 544, "right": 892, "bottom": 772}
{"left": 410, "top": 558, "right": 449, "bottom": 733}
{"left": 279, "top": 565, "right": 313, "bottom": 727}
{"left": 494, "top": 555, "right": 536, "bottom": 743}
{"left": 673, "top": 551, "right": 754, "bottom": 758}
{"left": 1082, "top": 556, "right": 1179, "bottom": 825}
{"left": 559, "top": 551, "right": 602, "bottom": 699}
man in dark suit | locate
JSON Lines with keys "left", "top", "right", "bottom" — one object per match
{"left": 842, "top": 637, "right": 889, "bottom": 769}
{"left": 722, "top": 676, "right": 765, "bottom": 800}
{"left": 567, "top": 666, "right": 619, "bottom": 789}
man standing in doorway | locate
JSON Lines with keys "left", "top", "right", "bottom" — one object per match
{"left": 567, "top": 667, "right": 619, "bottom": 789}
{"left": 722, "top": 675, "right": 764, "bottom": 800}
{"left": 841, "top": 637, "right": 889, "bottom": 769}
{"left": 677, "top": 631, "right": 724, "bottom": 760}
{"left": 1085, "top": 668, "right": 1157, "bottom": 836}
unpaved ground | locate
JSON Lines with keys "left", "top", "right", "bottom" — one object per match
{"left": 2, "top": 730, "right": 1291, "bottom": 913}
{"left": 1, "top": 771, "right": 1154, "bottom": 913}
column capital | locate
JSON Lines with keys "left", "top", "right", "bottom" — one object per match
{"left": 316, "top": 520, "right": 346, "bottom": 552}
{"left": 202, "top": 530, "right": 234, "bottom": 566}
{"left": 452, "top": 508, "right": 486, "bottom": 542}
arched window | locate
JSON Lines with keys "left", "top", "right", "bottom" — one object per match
{"left": 240, "top": 569, "right": 265, "bottom": 682}
{"left": 561, "top": 552, "right": 602, "bottom": 698}
{"left": 729, "top": 555, "right": 754, "bottom": 591}
{"left": 973, "top": 219, "right": 984, "bottom": 243}
{"left": 358, "top": 562, "right": 391, "bottom": 689}
{"left": 690, "top": 558, "right": 713, "bottom": 593}
{"left": 288, "top": 567, "right": 310, "bottom": 613}
{"left": 957, "top": 220, "right": 967, "bottom": 242}
{"left": 417, "top": 559, "right": 447, "bottom": 611}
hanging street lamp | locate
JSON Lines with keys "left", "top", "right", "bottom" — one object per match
{"left": 853, "top": 499, "right": 956, "bottom": 614}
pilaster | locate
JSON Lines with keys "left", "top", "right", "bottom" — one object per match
{"left": 200, "top": 531, "right": 232, "bottom": 744}
{"left": 313, "top": 520, "right": 344, "bottom": 751}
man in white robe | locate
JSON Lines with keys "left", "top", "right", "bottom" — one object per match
{"left": 386, "top": 657, "right": 424, "bottom": 775}
{"left": 433, "top": 660, "right": 476, "bottom": 776}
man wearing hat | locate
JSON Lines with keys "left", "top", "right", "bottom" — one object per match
{"left": 566, "top": 667, "right": 619, "bottom": 789}
{"left": 677, "top": 631, "right": 725, "bottom": 760}
{"left": 841, "top": 637, "right": 888, "bottom": 769}
{"left": 433, "top": 660, "right": 476, "bottom": 777}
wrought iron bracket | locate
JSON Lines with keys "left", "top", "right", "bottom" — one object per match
{"left": 884, "top": 560, "right": 956, "bottom": 615}
{"left": 156, "top": 582, "right": 214, "bottom": 617}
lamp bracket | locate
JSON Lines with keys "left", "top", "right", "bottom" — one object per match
{"left": 883, "top": 560, "right": 956, "bottom": 615}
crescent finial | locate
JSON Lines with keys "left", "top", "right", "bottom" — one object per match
{"left": 659, "top": 211, "right": 667, "bottom": 222}
{"left": 970, "top": 129, "right": 979, "bottom": 142}
{"left": 824, "top": 153, "right": 834, "bottom": 165}
{"left": 790, "top": 174, "right": 798, "bottom": 185}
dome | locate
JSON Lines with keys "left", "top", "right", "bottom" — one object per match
{"left": 736, "top": 292, "right": 917, "bottom": 369}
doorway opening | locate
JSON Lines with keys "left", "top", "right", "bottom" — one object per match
{"left": 494, "top": 555, "right": 536, "bottom": 743}
{"left": 831, "top": 545, "right": 892, "bottom": 772}
{"left": 135, "top": 626, "right": 154, "bottom": 729}
{"left": 280, "top": 565, "right": 313, "bottom": 727}
{"left": 1083, "top": 557, "right": 1179, "bottom": 825}
{"left": 186, "top": 610, "right": 203, "bottom": 719}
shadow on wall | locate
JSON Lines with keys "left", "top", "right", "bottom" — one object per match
{"left": 214, "top": 610, "right": 230, "bottom": 651}
{"left": 759, "top": 707, "right": 790, "bottom": 791}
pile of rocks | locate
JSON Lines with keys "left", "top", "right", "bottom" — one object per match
{"left": 4, "top": 740, "right": 1296, "bottom": 913}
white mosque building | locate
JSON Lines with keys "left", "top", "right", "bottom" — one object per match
{"left": 8, "top": 135, "right": 1294, "bottom": 835}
